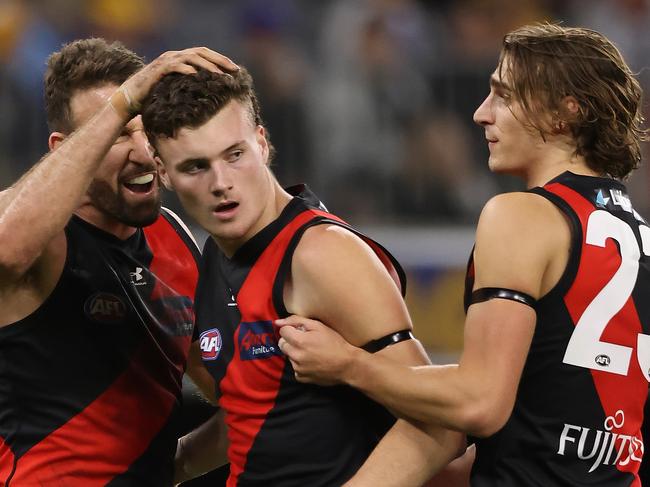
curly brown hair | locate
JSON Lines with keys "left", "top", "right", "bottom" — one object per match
{"left": 142, "top": 67, "right": 275, "bottom": 162}
{"left": 499, "top": 22, "right": 647, "bottom": 179}
{"left": 45, "top": 38, "right": 144, "bottom": 133}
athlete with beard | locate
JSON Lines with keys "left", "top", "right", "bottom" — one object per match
{"left": 0, "top": 39, "right": 236, "bottom": 486}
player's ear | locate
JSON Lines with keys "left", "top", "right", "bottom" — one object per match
{"left": 256, "top": 125, "right": 269, "bottom": 165}
{"left": 553, "top": 95, "right": 580, "bottom": 134}
{"left": 155, "top": 156, "right": 173, "bottom": 191}
{"left": 561, "top": 95, "right": 580, "bottom": 116}
{"left": 48, "top": 132, "right": 66, "bottom": 151}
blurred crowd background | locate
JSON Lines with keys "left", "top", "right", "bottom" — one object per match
{"left": 2, "top": 0, "right": 650, "bottom": 355}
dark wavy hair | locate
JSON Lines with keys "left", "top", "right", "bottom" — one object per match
{"left": 499, "top": 22, "right": 647, "bottom": 179}
{"left": 142, "top": 67, "right": 275, "bottom": 162}
{"left": 45, "top": 38, "right": 144, "bottom": 133}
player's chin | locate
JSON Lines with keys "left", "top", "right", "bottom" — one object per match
{"left": 122, "top": 201, "right": 162, "bottom": 227}
{"left": 487, "top": 158, "right": 516, "bottom": 176}
{"left": 487, "top": 156, "right": 504, "bottom": 173}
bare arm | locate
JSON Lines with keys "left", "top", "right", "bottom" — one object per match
{"left": 174, "top": 342, "right": 229, "bottom": 483}
{"left": 0, "top": 47, "right": 237, "bottom": 283}
{"left": 343, "top": 339, "right": 465, "bottom": 486}
{"left": 0, "top": 101, "right": 127, "bottom": 280}
{"left": 174, "top": 409, "right": 229, "bottom": 484}
{"left": 424, "top": 445, "right": 474, "bottom": 487}
{"left": 279, "top": 193, "right": 569, "bottom": 436}
{"left": 284, "top": 225, "right": 464, "bottom": 483}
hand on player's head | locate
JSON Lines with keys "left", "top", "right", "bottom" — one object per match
{"left": 112, "top": 47, "right": 239, "bottom": 119}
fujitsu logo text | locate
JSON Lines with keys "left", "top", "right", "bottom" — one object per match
{"left": 557, "top": 410, "right": 644, "bottom": 473}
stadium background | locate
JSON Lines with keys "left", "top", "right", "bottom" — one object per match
{"left": 0, "top": 0, "right": 648, "bottom": 484}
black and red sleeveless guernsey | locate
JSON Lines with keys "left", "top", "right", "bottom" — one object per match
{"left": 0, "top": 208, "right": 199, "bottom": 486}
{"left": 465, "top": 172, "right": 649, "bottom": 486}
{"left": 195, "top": 185, "right": 402, "bottom": 486}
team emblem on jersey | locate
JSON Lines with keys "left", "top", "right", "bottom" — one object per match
{"left": 238, "top": 321, "right": 282, "bottom": 361}
{"left": 84, "top": 292, "right": 127, "bottom": 323}
{"left": 200, "top": 328, "right": 223, "bottom": 361}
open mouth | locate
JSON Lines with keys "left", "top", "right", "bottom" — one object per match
{"left": 123, "top": 173, "right": 155, "bottom": 194}
{"left": 215, "top": 202, "right": 239, "bottom": 213}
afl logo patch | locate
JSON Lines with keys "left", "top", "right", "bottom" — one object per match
{"left": 84, "top": 292, "right": 126, "bottom": 323}
{"left": 595, "top": 354, "right": 611, "bottom": 367}
{"left": 200, "top": 328, "right": 222, "bottom": 361}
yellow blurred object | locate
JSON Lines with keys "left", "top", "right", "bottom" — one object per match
{"left": 0, "top": 0, "right": 28, "bottom": 60}
{"left": 86, "top": 0, "right": 157, "bottom": 32}
{"left": 407, "top": 268, "right": 467, "bottom": 354}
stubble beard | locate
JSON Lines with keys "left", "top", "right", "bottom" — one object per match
{"left": 87, "top": 179, "right": 162, "bottom": 228}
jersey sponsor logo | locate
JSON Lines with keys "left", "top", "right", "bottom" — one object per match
{"left": 594, "top": 189, "right": 611, "bottom": 208}
{"left": 557, "top": 409, "right": 644, "bottom": 473}
{"left": 594, "top": 188, "right": 633, "bottom": 213}
{"left": 227, "top": 289, "right": 238, "bottom": 308}
{"left": 84, "top": 292, "right": 127, "bottom": 323}
{"left": 200, "top": 328, "right": 223, "bottom": 361}
{"left": 129, "top": 266, "right": 147, "bottom": 286}
{"left": 238, "top": 321, "right": 282, "bottom": 361}
{"left": 609, "top": 189, "right": 632, "bottom": 213}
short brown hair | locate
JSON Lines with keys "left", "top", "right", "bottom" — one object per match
{"left": 141, "top": 67, "right": 275, "bottom": 161}
{"left": 499, "top": 22, "right": 647, "bottom": 179}
{"left": 45, "top": 38, "right": 144, "bottom": 133}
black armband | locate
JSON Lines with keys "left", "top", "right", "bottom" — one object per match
{"left": 361, "top": 329, "right": 414, "bottom": 353}
{"left": 470, "top": 287, "right": 537, "bottom": 309}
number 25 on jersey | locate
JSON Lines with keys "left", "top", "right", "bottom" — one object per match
{"left": 563, "top": 210, "right": 650, "bottom": 381}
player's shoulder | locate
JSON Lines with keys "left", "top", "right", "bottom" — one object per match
{"left": 291, "top": 222, "right": 378, "bottom": 281}
{"left": 479, "top": 191, "right": 564, "bottom": 235}
{"left": 472, "top": 192, "right": 570, "bottom": 293}
{"left": 481, "top": 191, "right": 557, "bottom": 220}
{"left": 477, "top": 191, "right": 570, "bottom": 255}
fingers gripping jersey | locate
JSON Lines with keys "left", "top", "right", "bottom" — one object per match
{"left": 195, "top": 185, "right": 403, "bottom": 486}
{"left": 466, "top": 172, "right": 649, "bottom": 486}
{"left": 0, "top": 208, "right": 199, "bottom": 486}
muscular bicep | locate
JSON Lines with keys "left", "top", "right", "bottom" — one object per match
{"left": 285, "top": 225, "right": 411, "bottom": 348}
{"left": 472, "top": 192, "right": 570, "bottom": 297}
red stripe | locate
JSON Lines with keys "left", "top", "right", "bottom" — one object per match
{"left": 546, "top": 182, "right": 646, "bottom": 479}
{"left": 10, "top": 342, "right": 178, "bottom": 485}
{"left": 144, "top": 216, "right": 199, "bottom": 374}
{"left": 0, "top": 436, "right": 15, "bottom": 483}
{"left": 144, "top": 216, "right": 199, "bottom": 300}
{"left": 220, "top": 211, "right": 317, "bottom": 485}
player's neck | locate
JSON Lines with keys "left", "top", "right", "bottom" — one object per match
{"left": 524, "top": 144, "right": 599, "bottom": 188}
